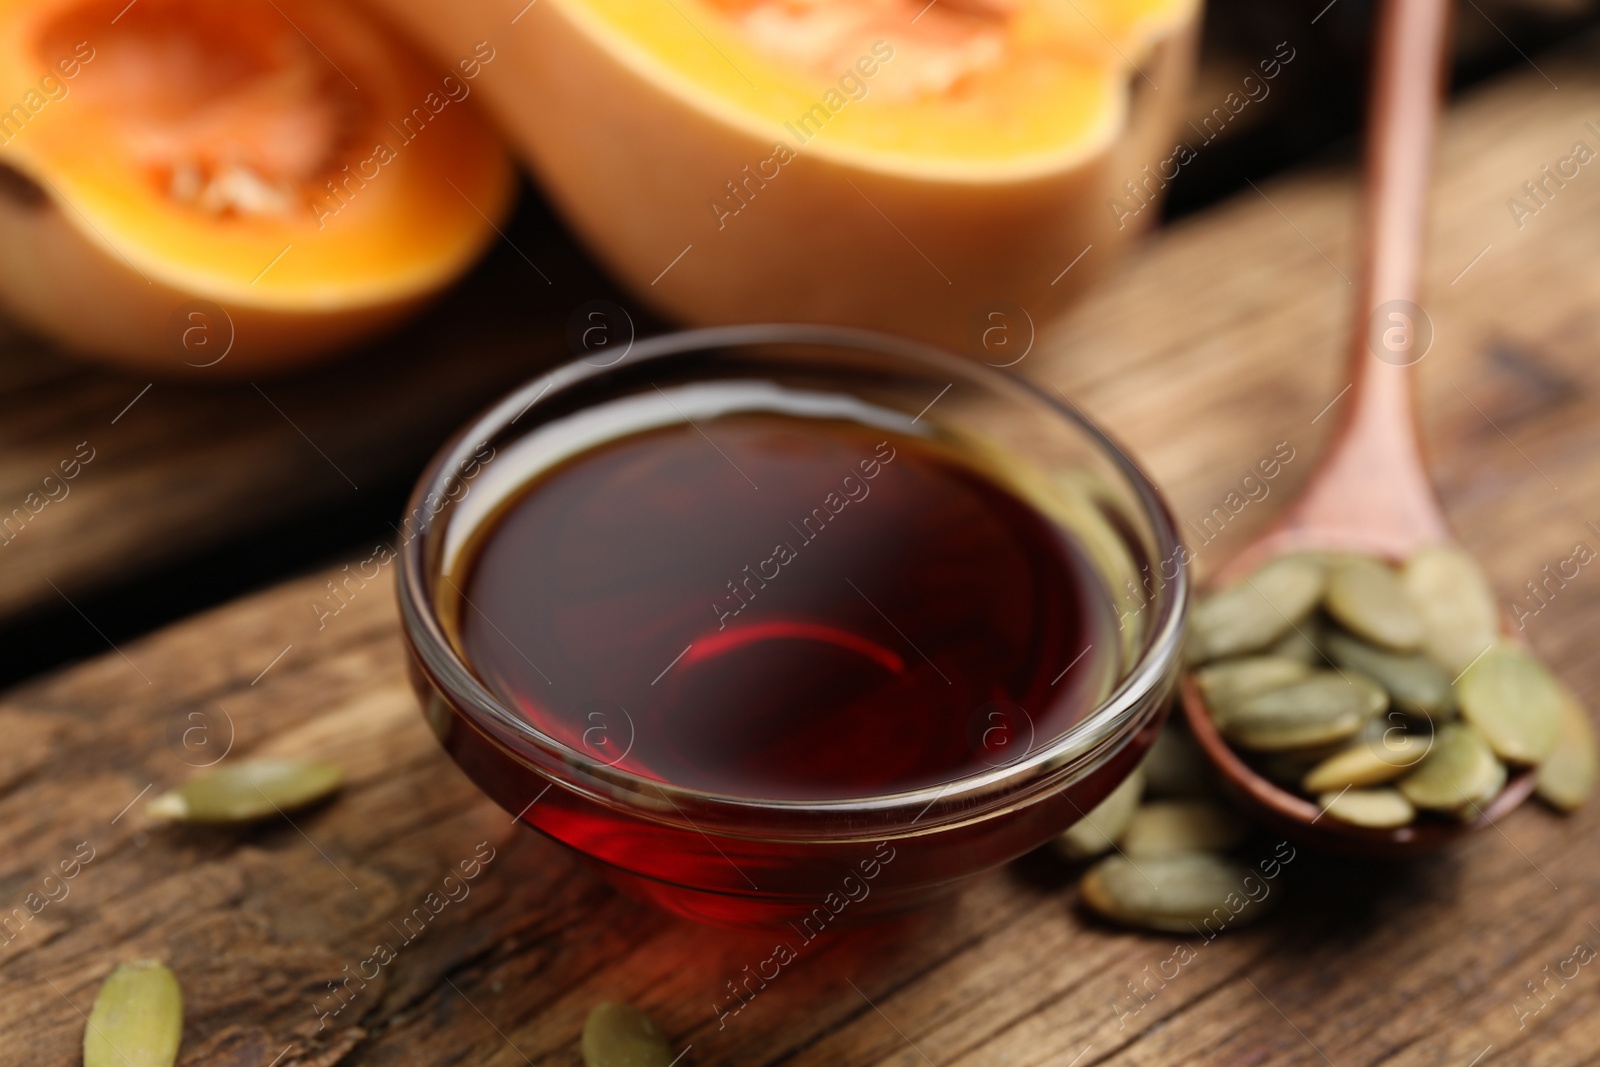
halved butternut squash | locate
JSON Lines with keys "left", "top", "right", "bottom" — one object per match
{"left": 0, "top": 0, "right": 514, "bottom": 374}
{"left": 365, "top": 0, "right": 1198, "bottom": 355}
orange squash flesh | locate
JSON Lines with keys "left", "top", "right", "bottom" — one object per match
{"left": 365, "top": 0, "right": 1198, "bottom": 354}
{"left": 0, "top": 0, "right": 513, "bottom": 374}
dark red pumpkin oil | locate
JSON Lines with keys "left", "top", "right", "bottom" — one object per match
{"left": 412, "top": 405, "right": 1161, "bottom": 926}
{"left": 441, "top": 413, "right": 1119, "bottom": 803}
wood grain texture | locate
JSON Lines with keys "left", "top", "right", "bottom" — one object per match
{"left": 5, "top": 39, "right": 1600, "bottom": 1067}
{"left": 0, "top": 203, "right": 625, "bottom": 625}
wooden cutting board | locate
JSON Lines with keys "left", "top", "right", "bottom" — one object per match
{"left": 4, "top": 37, "right": 1600, "bottom": 1067}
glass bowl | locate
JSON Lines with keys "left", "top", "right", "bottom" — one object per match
{"left": 396, "top": 324, "right": 1187, "bottom": 929}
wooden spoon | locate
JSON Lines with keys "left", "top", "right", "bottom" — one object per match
{"left": 1177, "top": 0, "right": 1535, "bottom": 857}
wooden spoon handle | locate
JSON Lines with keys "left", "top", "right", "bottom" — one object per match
{"left": 1278, "top": 0, "right": 1454, "bottom": 557}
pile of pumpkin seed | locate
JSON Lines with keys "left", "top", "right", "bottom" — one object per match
{"left": 1187, "top": 546, "right": 1596, "bottom": 828}
{"left": 1063, "top": 545, "right": 1598, "bottom": 933}
{"left": 1061, "top": 724, "right": 1274, "bottom": 933}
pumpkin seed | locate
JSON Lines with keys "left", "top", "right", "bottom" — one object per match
{"left": 1325, "top": 557, "right": 1424, "bottom": 651}
{"left": 1142, "top": 725, "right": 1212, "bottom": 798}
{"left": 1535, "top": 684, "right": 1598, "bottom": 813}
{"left": 1267, "top": 616, "right": 1328, "bottom": 666}
{"left": 1187, "top": 555, "right": 1324, "bottom": 663}
{"left": 1316, "top": 788, "right": 1415, "bottom": 828}
{"left": 1256, "top": 715, "right": 1388, "bottom": 785}
{"left": 583, "top": 1001, "right": 673, "bottom": 1067}
{"left": 1325, "top": 630, "right": 1454, "bottom": 717}
{"left": 1196, "top": 657, "right": 1312, "bottom": 728}
{"left": 1302, "top": 731, "right": 1429, "bottom": 792}
{"left": 1398, "top": 724, "right": 1505, "bottom": 812}
{"left": 1355, "top": 710, "right": 1399, "bottom": 747}
{"left": 1454, "top": 756, "right": 1509, "bottom": 820}
{"left": 1120, "top": 800, "right": 1246, "bottom": 858}
{"left": 84, "top": 960, "right": 183, "bottom": 1067}
{"left": 1456, "top": 644, "right": 1562, "bottom": 766}
{"left": 1079, "top": 853, "right": 1264, "bottom": 934}
{"left": 1254, "top": 749, "right": 1334, "bottom": 790}
{"left": 147, "top": 759, "right": 344, "bottom": 823}
{"left": 1220, "top": 672, "right": 1387, "bottom": 752}
{"left": 1057, "top": 769, "right": 1145, "bottom": 861}
{"left": 1402, "top": 545, "right": 1499, "bottom": 674}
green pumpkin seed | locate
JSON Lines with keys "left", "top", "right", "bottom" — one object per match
{"left": 1142, "top": 725, "right": 1213, "bottom": 798}
{"left": 1325, "top": 630, "right": 1454, "bottom": 717}
{"left": 1456, "top": 644, "right": 1562, "bottom": 766}
{"left": 1196, "top": 657, "right": 1312, "bottom": 728}
{"left": 1267, "top": 616, "right": 1329, "bottom": 666}
{"left": 1316, "top": 788, "right": 1415, "bottom": 828}
{"left": 1220, "top": 672, "right": 1387, "bottom": 752}
{"left": 84, "top": 960, "right": 183, "bottom": 1067}
{"left": 1398, "top": 724, "right": 1505, "bottom": 812}
{"left": 1120, "top": 800, "right": 1246, "bottom": 859}
{"left": 1187, "top": 555, "right": 1324, "bottom": 663}
{"left": 1057, "top": 769, "right": 1145, "bottom": 861}
{"left": 1454, "top": 757, "right": 1509, "bottom": 820}
{"left": 147, "top": 759, "right": 344, "bottom": 823}
{"left": 1302, "top": 730, "right": 1429, "bottom": 792}
{"left": 1253, "top": 749, "right": 1333, "bottom": 790}
{"left": 1325, "top": 557, "right": 1424, "bottom": 651}
{"left": 1536, "top": 684, "right": 1597, "bottom": 813}
{"left": 583, "top": 1002, "right": 673, "bottom": 1067}
{"left": 1079, "top": 853, "right": 1265, "bottom": 934}
{"left": 1402, "top": 545, "right": 1499, "bottom": 674}
{"left": 1253, "top": 717, "right": 1387, "bottom": 786}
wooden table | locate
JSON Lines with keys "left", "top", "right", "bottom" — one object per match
{"left": 0, "top": 198, "right": 636, "bottom": 630}
{"left": 5, "top": 36, "right": 1600, "bottom": 1067}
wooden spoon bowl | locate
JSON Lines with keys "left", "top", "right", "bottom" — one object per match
{"left": 1177, "top": 0, "right": 1536, "bottom": 857}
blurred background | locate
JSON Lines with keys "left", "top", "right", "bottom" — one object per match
{"left": 1, "top": 0, "right": 1594, "bottom": 688}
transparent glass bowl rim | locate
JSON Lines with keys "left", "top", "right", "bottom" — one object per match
{"left": 397, "top": 323, "right": 1188, "bottom": 826}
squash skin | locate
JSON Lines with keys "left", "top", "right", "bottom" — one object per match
{"left": 0, "top": 0, "right": 515, "bottom": 377}
{"left": 362, "top": 0, "right": 1199, "bottom": 354}
{"left": 0, "top": 182, "right": 433, "bottom": 375}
